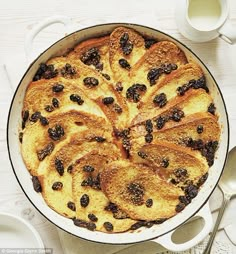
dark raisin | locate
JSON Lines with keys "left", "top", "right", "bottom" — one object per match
{"left": 120, "top": 33, "right": 133, "bottom": 55}
{"left": 52, "top": 83, "right": 64, "bottom": 93}
{"left": 40, "top": 116, "right": 49, "bottom": 126}
{"left": 153, "top": 218, "right": 167, "bottom": 224}
{"left": 186, "top": 138, "right": 204, "bottom": 150}
{"left": 201, "top": 141, "right": 218, "bottom": 166}
{"left": 163, "top": 64, "right": 172, "bottom": 74}
{"left": 94, "top": 136, "right": 106, "bottom": 142}
{"left": 138, "top": 151, "right": 148, "bottom": 159}
{"left": 103, "top": 222, "right": 113, "bottom": 232}
{"left": 52, "top": 98, "right": 59, "bottom": 108}
{"left": 174, "top": 168, "right": 188, "bottom": 178}
{"left": 52, "top": 182, "right": 63, "bottom": 190}
{"left": 208, "top": 103, "right": 216, "bottom": 115}
{"left": 73, "top": 219, "right": 96, "bottom": 231}
{"left": 191, "top": 77, "right": 209, "bottom": 92}
{"left": 177, "top": 86, "right": 185, "bottom": 96}
{"left": 120, "top": 33, "right": 129, "bottom": 47}
{"left": 179, "top": 196, "right": 191, "bottom": 205}
{"left": 19, "top": 132, "right": 23, "bottom": 143}
{"left": 70, "top": 94, "right": 84, "bottom": 105}
{"left": 126, "top": 84, "right": 147, "bottom": 102}
{"left": 144, "top": 38, "right": 157, "bottom": 49}
{"left": 29, "top": 112, "right": 41, "bottom": 122}
{"left": 67, "top": 201, "right": 76, "bottom": 211}
{"left": 171, "top": 108, "right": 185, "bottom": 122}
{"left": 22, "top": 121, "right": 26, "bottom": 129}
{"left": 115, "top": 82, "right": 123, "bottom": 92}
{"left": 145, "top": 133, "right": 153, "bottom": 143}
{"left": 91, "top": 174, "right": 101, "bottom": 190}
{"left": 102, "top": 73, "right": 111, "bottom": 80}
{"left": 185, "top": 185, "right": 198, "bottom": 199}
{"left": 45, "top": 105, "right": 54, "bottom": 112}
{"left": 81, "top": 176, "right": 93, "bottom": 187}
{"left": 197, "top": 173, "right": 209, "bottom": 187}
{"left": 80, "top": 47, "right": 100, "bottom": 66}
{"left": 146, "top": 199, "right": 153, "bottom": 208}
{"left": 170, "top": 178, "right": 179, "bottom": 185}
{"left": 105, "top": 202, "right": 118, "bottom": 213}
{"left": 145, "top": 119, "right": 153, "bottom": 133}
{"left": 83, "top": 165, "right": 95, "bottom": 172}
{"left": 113, "top": 103, "right": 123, "bottom": 113}
{"left": 102, "top": 97, "right": 114, "bottom": 105}
{"left": 33, "top": 63, "right": 58, "bottom": 81}
{"left": 156, "top": 116, "right": 167, "bottom": 130}
{"left": 95, "top": 62, "right": 103, "bottom": 71}
{"left": 119, "top": 59, "right": 131, "bottom": 69}
{"left": 147, "top": 68, "right": 160, "bottom": 85}
{"left": 145, "top": 221, "right": 154, "bottom": 228}
{"left": 197, "top": 125, "right": 204, "bottom": 134}
{"left": 83, "top": 77, "right": 99, "bottom": 88}
{"left": 22, "top": 110, "right": 29, "bottom": 122}
{"left": 176, "top": 203, "right": 185, "bottom": 212}
{"left": 87, "top": 222, "right": 96, "bottom": 231}
{"left": 60, "top": 63, "right": 76, "bottom": 77}
{"left": 88, "top": 213, "right": 98, "bottom": 222}
{"left": 130, "top": 221, "right": 146, "bottom": 230}
{"left": 161, "top": 158, "right": 169, "bottom": 168}
{"left": 80, "top": 194, "right": 89, "bottom": 207}
{"left": 171, "top": 63, "right": 178, "bottom": 70}
{"left": 37, "top": 142, "right": 54, "bottom": 161}
{"left": 54, "top": 158, "right": 64, "bottom": 175}
{"left": 48, "top": 124, "right": 64, "bottom": 141}
{"left": 153, "top": 93, "right": 167, "bottom": 108}
{"left": 128, "top": 183, "right": 144, "bottom": 196}
{"left": 32, "top": 176, "right": 42, "bottom": 192}
{"left": 67, "top": 164, "right": 73, "bottom": 173}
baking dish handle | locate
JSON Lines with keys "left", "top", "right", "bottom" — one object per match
{"left": 152, "top": 202, "right": 212, "bottom": 252}
{"left": 24, "top": 15, "right": 74, "bottom": 63}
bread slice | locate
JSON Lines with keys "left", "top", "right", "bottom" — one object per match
{"left": 72, "top": 149, "right": 136, "bottom": 233}
{"left": 101, "top": 160, "right": 183, "bottom": 220}
{"left": 22, "top": 110, "right": 111, "bottom": 175}
{"left": 131, "top": 141, "right": 208, "bottom": 186}
{"left": 109, "top": 27, "right": 146, "bottom": 86}
{"left": 68, "top": 35, "right": 114, "bottom": 81}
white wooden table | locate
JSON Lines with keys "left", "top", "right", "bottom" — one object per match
{"left": 1, "top": 0, "right": 236, "bottom": 253}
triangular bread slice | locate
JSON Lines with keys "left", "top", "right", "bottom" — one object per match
{"left": 100, "top": 160, "right": 184, "bottom": 220}
{"left": 72, "top": 149, "right": 137, "bottom": 233}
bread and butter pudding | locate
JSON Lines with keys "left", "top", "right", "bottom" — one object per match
{"left": 19, "top": 27, "right": 220, "bottom": 233}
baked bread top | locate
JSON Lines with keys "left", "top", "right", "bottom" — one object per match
{"left": 20, "top": 26, "right": 220, "bottom": 233}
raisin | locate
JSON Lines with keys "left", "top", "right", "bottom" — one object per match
{"left": 83, "top": 165, "right": 95, "bottom": 172}
{"left": 22, "top": 110, "right": 29, "bottom": 122}
{"left": 67, "top": 201, "right": 76, "bottom": 211}
{"left": 164, "top": 64, "right": 172, "bottom": 74}
{"left": 40, "top": 116, "right": 49, "bottom": 126}
{"left": 171, "top": 108, "right": 185, "bottom": 122}
{"left": 146, "top": 199, "right": 153, "bottom": 208}
{"left": 120, "top": 33, "right": 133, "bottom": 55}
{"left": 186, "top": 138, "right": 204, "bottom": 150}
{"left": 128, "top": 183, "right": 145, "bottom": 204}
{"left": 115, "top": 82, "right": 123, "bottom": 92}
{"left": 29, "top": 112, "right": 41, "bottom": 122}
{"left": 83, "top": 77, "right": 99, "bottom": 88}
{"left": 197, "top": 125, "right": 204, "bottom": 134}
{"left": 67, "top": 164, "right": 73, "bottom": 173}
{"left": 87, "top": 222, "right": 97, "bottom": 231}
{"left": 161, "top": 158, "right": 169, "bottom": 168}
{"left": 171, "top": 63, "right": 178, "bottom": 70}
{"left": 33, "top": 63, "right": 58, "bottom": 81}
{"left": 185, "top": 185, "right": 198, "bottom": 199}
{"left": 61, "top": 63, "right": 76, "bottom": 77}
{"left": 170, "top": 178, "right": 179, "bottom": 185}
{"left": 19, "top": 132, "right": 23, "bottom": 143}
{"left": 174, "top": 168, "right": 188, "bottom": 178}
{"left": 177, "top": 86, "right": 185, "bottom": 96}
{"left": 102, "top": 73, "right": 111, "bottom": 80}
{"left": 154, "top": 218, "right": 167, "bottom": 224}
{"left": 88, "top": 213, "right": 98, "bottom": 222}
{"left": 95, "top": 63, "right": 103, "bottom": 71}
{"left": 176, "top": 203, "right": 185, "bottom": 212}
{"left": 103, "top": 222, "right": 113, "bottom": 232}
{"left": 145, "top": 133, "right": 153, "bottom": 143}
{"left": 73, "top": 219, "right": 96, "bottom": 231}
{"left": 80, "top": 194, "right": 89, "bottom": 207}
{"left": 144, "top": 38, "right": 157, "bottom": 49}
{"left": 81, "top": 176, "right": 93, "bottom": 187}
{"left": 138, "top": 151, "right": 148, "bottom": 159}
{"left": 52, "top": 98, "right": 59, "bottom": 108}
{"left": 94, "top": 136, "right": 106, "bottom": 142}
{"left": 201, "top": 141, "right": 218, "bottom": 166}
{"left": 156, "top": 116, "right": 167, "bottom": 129}
{"left": 113, "top": 103, "right": 122, "bottom": 113}
{"left": 52, "top": 83, "right": 64, "bottom": 93}
{"left": 48, "top": 124, "right": 64, "bottom": 141}
{"left": 153, "top": 93, "right": 167, "bottom": 108}
{"left": 45, "top": 105, "right": 54, "bottom": 112}
{"left": 105, "top": 202, "right": 118, "bottom": 213}
{"left": 179, "top": 195, "right": 191, "bottom": 205}
{"left": 55, "top": 158, "right": 64, "bottom": 176}
{"left": 119, "top": 59, "right": 131, "bottom": 69}
{"left": 32, "top": 176, "right": 42, "bottom": 192}
{"left": 37, "top": 142, "right": 54, "bottom": 161}
{"left": 191, "top": 76, "right": 209, "bottom": 92}
{"left": 70, "top": 94, "right": 84, "bottom": 105}
{"left": 130, "top": 221, "right": 146, "bottom": 230}
{"left": 208, "top": 103, "right": 216, "bottom": 115}
{"left": 147, "top": 68, "right": 161, "bottom": 85}
{"left": 145, "top": 119, "right": 153, "bottom": 133}
{"left": 197, "top": 173, "right": 209, "bottom": 187}
{"left": 102, "top": 97, "right": 114, "bottom": 105}
{"left": 145, "top": 221, "right": 154, "bottom": 228}
{"left": 80, "top": 47, "right": 100, "bottom": 66}
{"left": 91, "top": 174, "right": 101, "bottom": 190}
{"left": 126, "top": 84, "right": 147, "bottom": 102}
{"left": 52, "top": 182, "right": 63, "bottom": 190}
{"left": 120, "top": 33, "right": 129, "bottom": 47}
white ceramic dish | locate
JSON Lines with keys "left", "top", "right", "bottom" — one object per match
{"left": 0, "top": 212, "right": 44, "bottom": 248}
